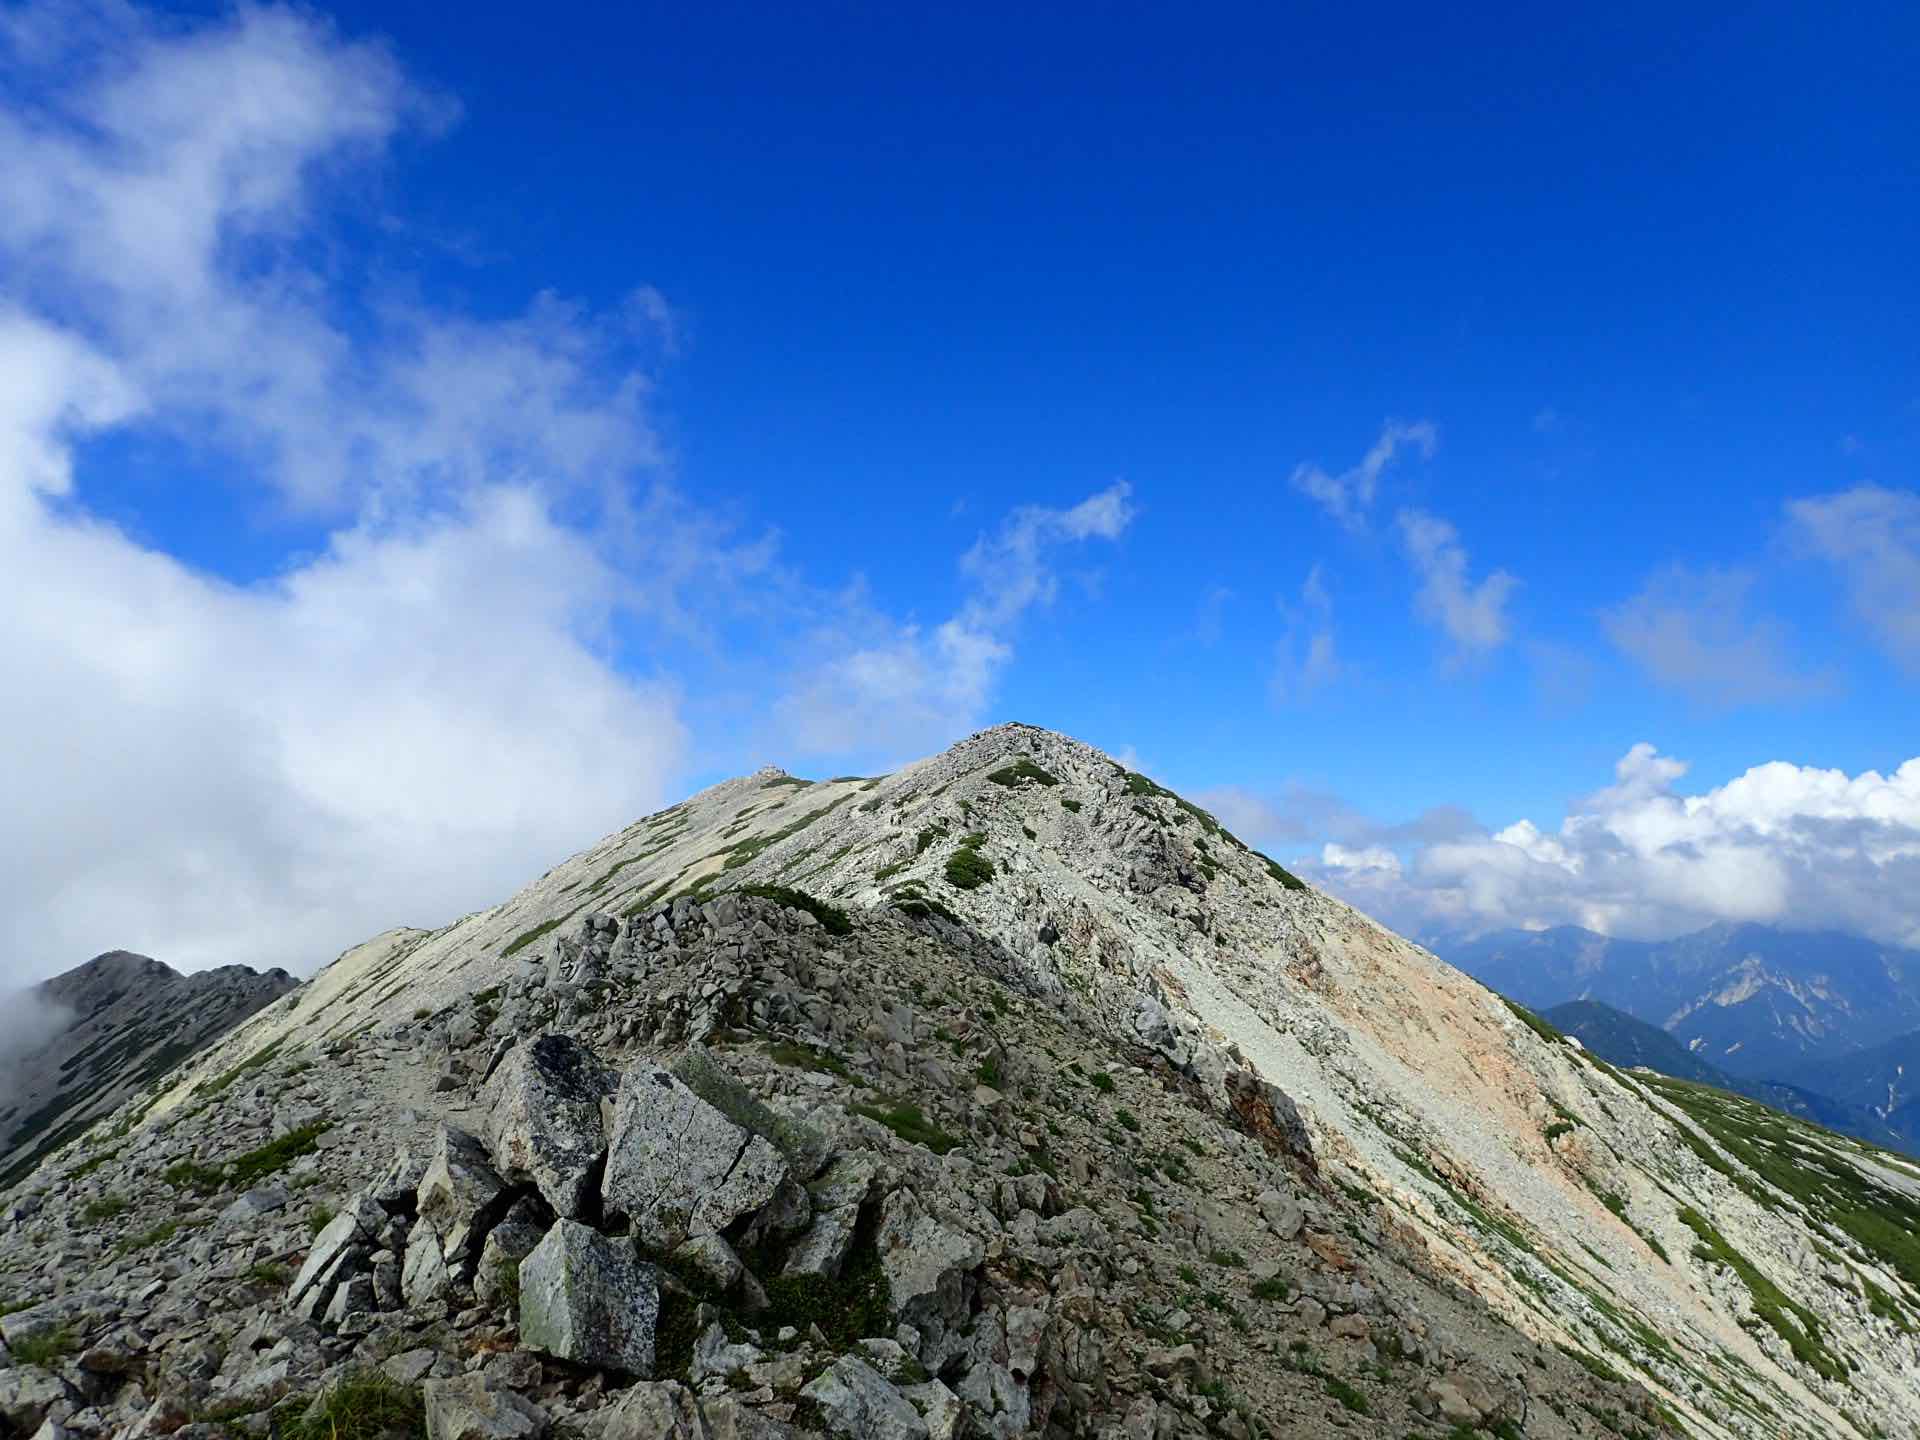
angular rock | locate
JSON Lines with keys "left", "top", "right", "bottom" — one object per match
{"left": 673, "top": 1233, "right": 746, "bottom": 1293}
{"left": 874, "top": 1190, "right": 983, "bottom": 1352}
{"left": 801, "top": 1357, "right": 929, "bottom": 1440}
{"left": 423, "top": 1374, "right": 550, "bottom": 1440}
{"left": 784, "top": 1203, "right": 859, "bottom": 1281}
{"left": 601, "top": 1066, "right": 792, "bottom": 1249}
{"left": 900, "top": 1381, "right": 966, "bottom": 1440}
{"left": 475, "top": 1197, "right": 549, "bottom": 1308}
{"left": 288, "top": 1194, "right": 385, "bottom": 1306}
{"left": 592, "top": 1380, "right": 704, "bottom": 1440}
{"left": 1224, "top": 1069, "right": 1315, "bottom": 1171}
{"left": 217, "top": 1185, "right": 289, "bottom": 1227}
{"left": 0, "top": 1367, "right": 72, "bottom": 1435}
{"left": 1256, "top": 1188, "right": 1303, "bottom": 1241}
{"left": 404, "top": 1222, "right": 452, "bottom": 1310}
{"left": 701, "top": 1397, "right": 798, "bottom": 1440}
{"left": 416, "top": 1125, "right": 507, "bottom": 1265}
{"left": 518, "top": 1219, "right": 660, "bottom": 1375}
{"left": 482, "top": 1035, "right": 617, "bottom": 1219}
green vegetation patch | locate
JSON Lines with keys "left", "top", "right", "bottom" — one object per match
{"left": 987, "top": 759, "right": 1060, "bottom": 788}
{"left": 502, "top": 917, "right": 563, "bottom": 957}
{"left": 197, "top": 1039, "right": 286, "bottom": 1100}
{"left": 231, "top": 1122, "right": 329, "bottom": 1187}
{"left": 852, "top": 1100, "right": 962, "bottom": 1155}
{"left": 1677, "top": 1206, "right": 1846, "bottom": 1381}
{"left": 731, "top": 883, "right": 853, "bottom": 936}
{"left": 9, "top": 1326, "right": 78, "bottom": 1366}
{"left": 1255, "top": 852, "right": 1309, "bottom": 891}
{"left": 717, "top": 796, "right": 849, "bottom": 870}
{"left": 945, "top": 835, "right": 995, "bottom": 890}
{"left": 82, "top": 1195, "right": 129, "bottom": 1223}
{"left": 274, "top": 1371, "right": 425, "bottom": 1440}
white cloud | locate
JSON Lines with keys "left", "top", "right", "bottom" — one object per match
{"left": 1602, "top": 565, "right": 1822, "bottom": 705}
{"left": 1290, "top": 420, "right": 1435, "bottom": 531}
{"left": 1271, "top": 564, "right": 1340, "bottom": 702}
{"left": 1396, "top": 508, "right": 1518, "bottom": 659}
{"left": 1789, "top": 486, "right": 1920, "bottom": 672}
{"left": 0, "top": 4, "right": 694, "bottom": 984}
{"left": 1293, "top": 744, "right": 1920, "bottom": 947}
{"left": 776, "top": 484, "right": 1135, "bottom": 757}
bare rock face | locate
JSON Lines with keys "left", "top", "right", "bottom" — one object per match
{"left": 874, "top": 1191, "right": 983, "bottom": 1366}
{"left": 482, "top": 1036, "right": 617, "bottom": 1219}
{"left": 800, "top": 1357, "right": 929, "bottom": 1440}
{"left": 600, "top": 1067, "right": 792, "bottom": 1250}
{"left": 416, "top": 1125, "right": 507, "bottom": 1268}
{"left": 423, "top": 1373, "right": 551, "bottom": 1440}
{"left": 517, "top": 1220, "right": 660, "bottom": 1376}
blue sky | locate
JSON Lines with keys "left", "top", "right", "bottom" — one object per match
{"left": 2, "top": 0, "right": 1918, "bottom": 979}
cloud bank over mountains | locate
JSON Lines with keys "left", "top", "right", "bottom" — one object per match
{"left": 1216, "top": 745, "right": 1920, "bottom": 948}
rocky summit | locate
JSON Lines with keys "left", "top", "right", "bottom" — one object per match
{"left": 1, "top": 724, "right": 1918, "bottom": 1440}
{"left": 0, "top": 953, "right": 297, "bottom": 1188}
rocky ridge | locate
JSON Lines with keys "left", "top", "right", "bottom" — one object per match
{"left": 0, "top": 953, "right": 296, "bottom": 1187}
{"left": 4, "top": 723, "right": 1919, "bottom": 1439}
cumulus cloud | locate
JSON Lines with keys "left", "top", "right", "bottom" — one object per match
{"left": 1289, "top": 744, "right": 1920, "bottom": 947}
{"left": 776, "top": 484, "right": 1135, "bottom": 757}
{"left": 0, "top": 3, "right": 695, "bottom": 984}
{"left": 1789, "top": 486, "right": 1920, "bottom": 672}
{"left": 1270, "top": 565, "right": 1341, "bottom": 702}
{"left": 1290, "top": 420, "right": 1436, "bottom": 532}
{"left": 1602, "top": 565, "right": 1823, "bottom": 705}
{"left": 1396, "top": 509, "right": 1518, "bottom": 660}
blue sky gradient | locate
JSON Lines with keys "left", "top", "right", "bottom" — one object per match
{"left": 3, "top": 0, "right": 1917, "bottom": 976}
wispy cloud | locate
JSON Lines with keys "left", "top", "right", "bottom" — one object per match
{"left": 1396, "top": 509, "right": 1518, "bottom": 661}
{"left": 1601, "top": 565, "right": 1823, "bottom": 706}
{"left": 1270, "top": 565, "right": 1341, "bottom": 702}
{"left": 1289, "top": 420, "right": 1436, "bottom": 532}
{"left": 776, "top": 484, "right": 1136, "bottom": 757}
{"left": 1789, "top": 485, "right": 1920, "bottom": 673}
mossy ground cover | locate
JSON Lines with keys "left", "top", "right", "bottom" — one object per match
{"left": 1677, "top": 1207, "right": 1846, "bottom": 1382}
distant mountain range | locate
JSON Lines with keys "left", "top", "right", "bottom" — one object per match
{"left": 1541, "top": 999, "right": 1913, "bottom": 1152}
{"left": 1446, "top": 923, "right": 1920, "bottom": 1154}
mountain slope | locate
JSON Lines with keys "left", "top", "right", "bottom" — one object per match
{"left": 1545, "top": 999, "right": 1913, "bottom": 1153}
{"left": 0, "top": 951, "right": 296, "bottom": 1186}
{"left": 1544, "top": 1000, "right": 1727, "bottom": 1085}
{"left": 10, "top": 724, "right": 1920, "bottom": 1440}
{"left": 1781, "top": 1031, "right": 1920, "bottom": 1142}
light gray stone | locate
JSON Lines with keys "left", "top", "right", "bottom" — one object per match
{"left": 423, "top": 1374, "right": 551, "bottom": 1440}
{"left": 1256, "top": 1188, "right": 1303, "bottom": 1241}
{"left": 672, "top": 1233, "right": 745, "bottom": 1292}
{"left": 417, "top": 1125, "right": 507, "bottom": 1264}
{"left": 518, "top": 1219, "right": 660, "bottom": 1375}
{"left": 475, "top": 1198, "right": 548, "bottom": 1308}
{"left": 404, "top": 1221, "right": 452, "bottom": 1309}
{"left": 0, "top": 1367, "right": 72, "bottom": 1435}
{"left": 874, "top": 1191, "right": 982, "bottom": 1348}
{"left": 784, "top": 1203, "right": 859, "bottom": 1281}
{"left": 800, "top": 1357, "right": 928, "bottom": 1440}
{"left": 592, "top": 1380, "right": 704, "bottom": 1440}
{"left": 288, "top": 1194, "right": 385, "bottom": 1305}
{"left": 601, "top": 1066, "right": 792, "bottom": 1250}
{"left": 482, "top": 1035, "right": 617, "bottom": 1219}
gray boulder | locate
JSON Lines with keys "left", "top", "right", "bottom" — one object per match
{"left": 518, "top": 1219, "right": 660, "bottom": 1375}
{"left": 601, "top": 1066, "right": 792, "bottom": 1250}
{"left": 592, "top": 1380, "right": 704, "bottom": 1440}
{"left": 288, "top": 1194, "right": 386, "bottom": 1307}
{"left": 483, "top": 1035, "right": 618, "bottom": 1219}
{"left": 875, "top": 1191, "right": 983, "bottom": 1354}
{"left": 403, "top": 1222, "right": 452, "bottom": 1310}
{"left": 423, "top": 1374, "right": 550, "bottom": 1440}
{"left": 801, "top": 1357, "right": 929, "bottom": 1440}
{"left": 416, "top": 1125, "right": 507, "bottom": 1265}
{"left": 0, "top": 1366, "right": 72, "bottom": 1435}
